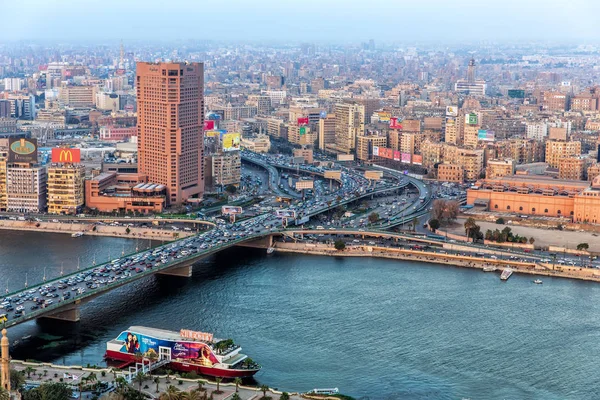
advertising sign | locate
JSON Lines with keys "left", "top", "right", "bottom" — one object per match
{"left": 221, "top": 133, "right": 241, "bottom": 152}
{"left": 364, "top": 170, "right": 383, "bottom": 180}
{"left": 295, "top": 180, "right": 314, "bottom": 190}
{"left": 389, "top": 117, "right": 403, "bottom": 130}
{"left": 446, "top": 106, "right": 458, "bottom": 117}
{"left": 8, "top": 138, "right": 38, "bottom": 163}
{"left": 203, "top": 120, "right": 215, "bottom": 130}
{"left": 115, "top": 330, "right": 219, "bottom": 366}
{"left": 466, "top": 113, "right": 478, "bottom": 125}
{"left": 378, "top": 112, "right": 391, "bottom": 122}
{"left": 324, "top": 171, "right": 342, "bottom": 180}
{"left": 298, "top": 117, "right": 309, "bottom": 126}
{"left": 276, "top": 209, "right": 297, "bottom": 219}
{"left": 51, "top": 148, "right": 81, "bottom": 163}
{"left": 221, "top": 206, "right": 243, "bottom": 215}
{"left": 320, "top": 111, "right": 327, "bottom": 118}
{"left": 393, "top": 150, "right": 401, "bottom": 161}
{"left": 412, "top": 154, "right": 423, "bottom": 165}
{"left": 508, "top": 89, "right": 525, "bottom": 99}
{"left": 337, "top": 154, "right": 355, "bottom": 161}
{"left": 180, "top": 329, "right": 214, "bottom": 342}
{"left": 372, "top": 146, "right": 380, "bottom": 156}
{"left": 477, "top": 129, "right": 495, "bottom": 141}
{"left": 299, "top": 127, "right": 306, "bottom": 135}
{"left": 379, "top": 148, "right": 393, "bottom": 159}
{"left": 401, "top": 153, "right": 411, "bottom": 164}
{"left": 206, "top": 129, "right": 226, "bottom": 138}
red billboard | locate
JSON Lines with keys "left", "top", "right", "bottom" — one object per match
{"left": 379, "top": 147, "right": 393, "bottom": 159}
{"left": 393, "top": 150, "right": 401, "bottom": 161}
{"left": 401, "top": 153, "right": 411, "bottom": 164}
{"left": 204, "top": 120, "right": 215, "bottom": 130}
{"left": 412, "top": 154, "right": 423, "bottom": 165}
{"left": 52, "top": 148, "right": 81, "bottom": 163}
{"left": 297, "top": 117, "right": 309, "bottom": 126}
{"left": 390, "top": 117, "right": 403, "bottom": 130}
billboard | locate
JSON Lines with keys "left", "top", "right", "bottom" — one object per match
{"left": 412, "top": 154, "right": 423, "bottom": 165}
{"left": 206, "top": 129, "right": 226, "bottom": 137}
{"left": 8, "top": 138, "right": 38, "bottom": 163}
{"left": 299, "top": 126, "right": 306, "bottom": 135}
{"left": 222, "top": 133, "right": 241, "bottom": 151}
{"left": 465, "top": 113, "right": 478, "bottom": 125}
{"left": 379, "top": 147, "right": 393, "bottom": 159}
{"left": 401, "top": 153, "right": 411, "bottom": 163}
{"left": 393, "top": 150, "right": 401, "bottom": 161}
{"left": 115, "top": 330, "right": 219, "bottom": 366}
{"left": 221, "top": 206, "right": 243, "bottom": 215}
{"left": 51, "top": 148, "right": 81, "bottom": 163}
{"left": 203, "top": 120, "right": 215, "bottom": 130}
{"left": 378, "top": 112, "right": 391, "bottom": 122}
{"left": 365, "top": 170, "right": 383, "bottom": 180}
{"left": 298, "top": 117, "right": 309, "bottom": 126}
{"left": 337, "top": 154, "right": 354, "bottom": 161}
{"left": 372, "top": 146, "right": 379, "bottom": 156}
{"left": 320, "top": 111, "right": 327, "bottom": 118}
{"left": 508, "top": 89, "right": 525, "bottom": 99}
{"left": 295, "top": 180, "right": 314, "bottom": 190}
{"left": 446, "top": 106, "right": 458, "bottom": 117}
{"left": 276, "top": 209, "right": 297, "bottom": 218}
{"left": 477, "top": 129, "right": 495, "bottom": 141}
{"left": 389, "top": 117, "right": 403, "bottom": 130}
{"left": 324, "top": 171, "right": 342, "bottom": 180}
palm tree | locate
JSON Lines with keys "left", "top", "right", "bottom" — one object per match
{"left": 279, "top": 393, "right": 290, "bottom": 400}
{"left": 197, "top": 379, "right": 205, "bottom": 392}
{"left": 181, "top": 390, "right": 202, "bottom": 400}
{"left": 24, "top": 366, "right": 34, "bottom": 378}
{"left": 464, "top": 217, "right": 478, "bottom": 242}
{"left": 87, "top": 372, "right": 98, "bottom": 386}
{"left": 165, "top": 369, "right": 173, "bottom": 383}
{"left": 233, "top": 377, "right": 242, "bottom": 392}
{"left": 161, "top": 385, "right": 180, "bottom": 400}
{"left": 214, "top": 377, "right": 222, "bottom": 393}
{"left": 146, "top": 352, "right": 159, "bottom": 375}
{"left": 133, "top": 371, "right": 146, "bottom": 392}
{"left": 231, "top": 394, "right": 241, "bottom": 400}
{"left": 260, "top": 384, "right": 269, "bottom": 398}
{"left": 43, "top": 369, "right": 48, "bottom": 377}
{"left": 0, "top": 387, "right": 10, "bottom": 400}
{"left": 154, "top": 377, "right": 160, "bottom": 393}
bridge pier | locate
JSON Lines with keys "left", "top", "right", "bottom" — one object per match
{"left": 158, "top": 264, "right": 193, "bottom": 277}
{"left": 40, "top": 304, "right": 81, "bottom": 323}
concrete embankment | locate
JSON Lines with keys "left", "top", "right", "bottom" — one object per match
{"left": 271, "top": 242, "right": 600, "bottom": 283}
{"left": 0, "top": 220, "right": 194, "bottom": 241}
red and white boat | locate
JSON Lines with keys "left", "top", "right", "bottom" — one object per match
{"left": 105, "top": 326, "right": 260, "bottom": 378}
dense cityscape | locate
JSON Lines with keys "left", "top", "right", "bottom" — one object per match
{"left": 3, "top": 3, "right": 600, "bottom": 399}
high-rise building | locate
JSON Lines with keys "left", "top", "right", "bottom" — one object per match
{"left": 318, "top": 114, "right": 336, "bottom": 151}
{"left": 6, "top": 165, "right": 47, "bottom": 213}
{"left": 334, "top": 102, "right": 365, "bottom": 154}
{"left": 559, "top": 157, "right": 585, "bottom": 181}
{"left": 356, "top": 134, "right": 387, "bottom": 161}
{"left": 444, "top": 118, "right": 460, "bottom": 145}
{"left": 0, "top": 140, "right": 7, "bottom": 211}
{"left": 455, "top": 59, "right": 487, "bottom": 96}
{"left": 486, "top": 159, "right": 516, "bottom": 179}
{"left": 136, "top": 62, "right": 205, "bottom": 206}
{"left": 47, "top": 164, "right": 86, "bottom": 215}
{"left": 545, "top": 140, "right": 581, "bottom": 169}
{"left": 208, "top": 152, "right": 241, "bottom": 189}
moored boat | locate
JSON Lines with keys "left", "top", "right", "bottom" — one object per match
{"left": 500, "top": 268, "right": 513, "bottom": 281}
{"left": 266, "top": 247, "right": 275, "bottom": 254}
{"left": 483, "top": 266, "right": 496, "bottom": 272}
{"left": 105, "top": 326, "right": 260, "bottom": 378}
{"left": 533, "top": 279, "right": 543, "bottom": 284}
{"left": 71, "top": 232, "right": 84, "bottom": 238}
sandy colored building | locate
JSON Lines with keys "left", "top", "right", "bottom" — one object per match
{"left": 444, "top": 118, "right": 460, "bottom": 145}
{"left": 266, "top": 117, "right": 287, "bottom": 140}
{"left": 47, "top": 164, "right": 85, "bottom": 215}
{"left": 588, "top": 163, "right": 600, "bottom": 182}
{"left": 356, "top": 134, "right": 387, "bottom": 161}
{"left": 334, "top": 102, "right": 365, "bottom": 154}
{"left": 241, "top": 134, "right": 271, "bottom": 153}
{"left": 545, "top": 141, "right": 581, "bottom": 169}
{"left": 548, "top": 127, "right": 568, "bottom": 141}
{"left": 463, "top": 124, "right": 480, "bottom": 149}
{"left": 318, "top": 114, "right": 336, "bottom": 151}
{"left": 209, "top": 152, "right": 241, "bottom": 189}
{"left": 437, "top": 164, "right": 463, "bottom": 182}
{"left": 59, "top": 85, "right": 97, "bottom": 107}
{"left": 486, "top": 159, "right": 516, "bottom": 179}
{"left": 6, "top": 165, "right": 47, "bottom": 213}
{"left": 558, "top": 157, "right": 586, "bottom": 181}
{"left": 288, "top": 124, "right": 316, "bottom": 146}
{"left": 542, "top": 91, "right": 568, "bottom": 112}
{"left": 0, "top": 139, "right": 6, "bottom": 211}
{"left": 293, "top": 148, "right": 314, "bottom": 164}
{"left": 136, "top": 62, "right": 204, "bottom": 206}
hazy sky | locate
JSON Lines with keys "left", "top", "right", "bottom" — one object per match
{"left": 3, "top": 0, "right": 600, "bottom": 43}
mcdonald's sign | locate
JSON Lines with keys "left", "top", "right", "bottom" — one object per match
{"left": 52, "top": 148, "right": 81, "bottom": 163}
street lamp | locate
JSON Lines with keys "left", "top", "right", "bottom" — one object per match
{"left": 43, "top": 267, "right": 47, "bottom": 282}
{"left": 5, "top": 279, "right": 8, "bottom": 294}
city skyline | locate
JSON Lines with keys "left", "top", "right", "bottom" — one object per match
{"left": 3, "top": 0, "right": 600, "bottom": 43}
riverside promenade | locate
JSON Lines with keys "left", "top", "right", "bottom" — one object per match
{"left": 271, "top": 242, "right": 600, "bottom": 283}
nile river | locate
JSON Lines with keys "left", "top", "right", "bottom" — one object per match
{"left": 2, "top": 230, "right": 600, "bottom": 399}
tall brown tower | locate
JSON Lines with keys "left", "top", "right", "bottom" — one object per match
{"left": 136, "top": 62, "right": 205, "bottom": 206}
{"left": 1, "top": 329, "right": 9, "bottom": 392}
{"left": 467, "top": 58, "right": 476, "bottom": 84}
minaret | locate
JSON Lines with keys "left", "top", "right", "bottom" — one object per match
{"left": 1, "top": 329, "right": 10, "bottom": 392}
{"left": 467, "top": 58, "right": 476, "bottom": 84}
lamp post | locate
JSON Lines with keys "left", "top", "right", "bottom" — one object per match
{"left": 5, "top": 279, "right": 8, "bottom": 295}
{"left": 25, "top": 273, "right": 28, "bottom": 289}
{"left": 43, "top": 267, "right": 47, "bottom": 282}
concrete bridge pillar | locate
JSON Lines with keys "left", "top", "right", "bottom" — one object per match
{"left": 158, "top": 264, "right": 193, "bottom": 277}
{"left": 41, "top": 304, "right": 81, "bottom": 323}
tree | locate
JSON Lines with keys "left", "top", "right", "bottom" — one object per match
{"left": 146, "top": 352, "right": 159, "bottom": 375}
{"left": 133, "top": 371, "right": 146, "bottom": 393}
{"left": 428, "top": 219, "right": 440, "bottom": 232}
{"left": 368, "top": 212, "right": 379, "bottom": 223}
{"left": 411, "top": 217, "right": 418, "bottom": 232}
{"left": 577, "top": 243, "right": 590, "bottom": 251}
{"left": 260, "top": 384, "right": 269, "bottom": 399}
{"left": 197, "top": 380, "right": 206, "bottom": 392}
{"left": 495, "top": 217, "right": 505, "bottom": 224}
{"left": 334, "top": 240, "right": 346, "bottom": 251}
{"left": 214, "top": 378, "right": 222, "bottom": 394}
{"left": 154, "top": 377, "right": 160, "bottom": 394}
{"left": 225, "top": 185, "right": 237, "bottom": 195}
{"left": 160, "top": 385, "right": 180, "bottom": 400}
{"left": 126, "top": 227, "right": 131, "bottom": 234}
{"left": 529, "top": 237, "right": 535, "bottom": 245}
{"left": 181, "top": 391, "right": 202, "bottom": 400}
{"left": 0, "top": 387, "right": 9, "bottom": 400}
{"left": 231, "top": 394, "right": 241, "bottom": 400}
{"left": 22, "top": 382, "right": 72, "bottom": 400}
{"left": 464, "top": 218, "right": 478, "bottom": 242}
{"left": 233, "top": 377, "right": 242, "bottom": 393}
{"left": 431, "top": 199, "right": 459, "bottom": 224}
{"left": 279, "top": 393, "right": 290, "bottom": 400}
{"left": 25, "top": 366, "right": 35, "bottom": 378}
{"left": 11, "top": 369, "right": 26, "bottom": 391}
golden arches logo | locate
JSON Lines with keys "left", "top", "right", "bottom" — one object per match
{"left": 58, "top": 150, "right": 74, "bottom": 162}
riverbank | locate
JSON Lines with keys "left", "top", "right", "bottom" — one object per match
{"left": 0, "top": 220, "right": 195, "bottom": 241}
{"left": 9, "top": 360, "right": 308, "bottom": 400}
{"left": 272, "top": 241, "right": 600, "bottom": 283}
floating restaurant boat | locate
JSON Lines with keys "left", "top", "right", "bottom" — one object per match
{"left": 500, "top": 268, "right": 513, "bottom": 281}
{"left": 105, "top": 326, "right": 260, "bottom": 378}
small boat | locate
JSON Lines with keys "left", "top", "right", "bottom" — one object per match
{"left": 533, "top": 279, "right": 543, "bottom": 284}
{"left": 71, "top": 232, "right": 84, "bottom": 238}
{"left": 266, "top": 247, "right": 275, "bottom": 254}
{"left": 483, "top": 266, "right": 496, "bottom": 272}
{"left": 500, "top": 268, "right": 513, "bottom": 281}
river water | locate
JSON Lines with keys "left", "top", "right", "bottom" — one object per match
{"left": 2, "top": 230, "right": 600, "bottom": 399}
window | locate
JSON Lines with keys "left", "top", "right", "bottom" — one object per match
{"left": 570, "top": 211, "right": 574, "bottom": 216}
{"left": 557, "top": 210, "right": 561, "bottom": 214}
{"left": 544, "top": 209, "right": 548, "bottom": 213}
{"left": 494, "top": 204, "right": 498, "bottom": 209}
{"left": 532, "top": 208, "right": 536, "bottom": 212}
{"left": 507, "top": 205, "right": 511, "bottom": 210}
{"left": 519, "top": 206, "right": 523, "bottom": 211}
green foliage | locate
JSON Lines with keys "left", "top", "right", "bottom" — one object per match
{"left": 10, "top": 369, "right": 25, "bottom": 390}
{"left": 368, "top": 212, "right": 380, "bottom": 223}
{"left": 577, "top": 243, "right": 590, "bottom": 251}
{"left": 279, "top": 393, "right": 290, "bottom": 400}
{"left": 428, "top": 218, "right": 440, "bottom": 232}
{"left": 22, "top": 382, "right": 72, "bottom": 400}
{"left": 334, "top": 239, "right": 346, "bottom": 251}
{"left": 495, "top": 217, "right": 505, "bottom": 224}
{"left": 484, "top": 227, "right": 531, "bottom": 245}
